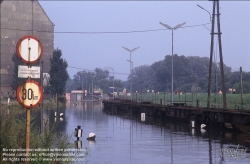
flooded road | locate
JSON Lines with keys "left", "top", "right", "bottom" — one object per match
{"left": 44, "top": 101, "right": 250, "bottom": 164}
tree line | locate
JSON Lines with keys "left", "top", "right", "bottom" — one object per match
{"left": 12, "top": 51, "right": 250, "bottom": 96}
{"left": 65, "top": 68, "right": 124, "bottom": 94}
{"left": 130, "top": 54, "right": 250, "bottom": 94}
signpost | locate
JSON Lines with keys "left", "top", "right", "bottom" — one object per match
{"left": 16, "top": 35, "right": 43, "bottom": 163}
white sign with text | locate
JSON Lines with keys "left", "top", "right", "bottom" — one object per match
{"left": 18, "top": 65, "right": 40, "bottom": 78}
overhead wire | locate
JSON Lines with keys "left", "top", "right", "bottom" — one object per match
{"left": 2, "top": 22, "right": 210, "bottom": 77}
{"left": 0, "top": 23, "right": 211, "bottom": 34}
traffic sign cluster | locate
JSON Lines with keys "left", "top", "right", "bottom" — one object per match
{"left": 16, "top": 35, "right": 43, "bottom": 109}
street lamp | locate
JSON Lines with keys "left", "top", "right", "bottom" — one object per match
{"left": 108, "top": 67, "right": 114, "bottom": 99}
{"left": 197, "top": 4, "right": 212, "bottom": 22}
{"left": 122, "top": 46, "right": 139, "bottom": 101}
{"left": 159, "top": 21, "right": 186, "bottom": 104}
{"left": 126, "top": 59, "right": 133, "bottom": 101}
{"left": 91, "top": 75, "right": 95, "bottom": 101}
{"left": 80, "top": 70, "right": 87, "bottom": 100}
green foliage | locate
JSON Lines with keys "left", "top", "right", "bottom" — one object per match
{"left": 132, "top": 55, "right": 211, "bottom": 92}
{"left": 130, "top": 54, "right": 249, "bottom": 94}
{"left": 65, "top": 78, "right": 74, "bottom": 92}
{"left": 58, "top": 96, "right": 66, "bottom": 103}
{"left": 34, "top": 120, "right": 73, "bottom": 150}
{"left": 66, "top": 68, "right": 124, "bottom": 94}
{"left": 65, "top": 54, "right": 250, "bottom": 95}
{"left": 48, "top": 48, "right": 69, "bottom": 96}
{"left": 233, "top": 81, "right": 250, "bottom": 94}
{"left": 131, "top": 65, "right": 153, "bottom": 92}
{"left": 0, "top": 106, "right": 74, "bottom": 164}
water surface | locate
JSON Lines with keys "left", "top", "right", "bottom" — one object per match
{"left": 47, "top": 101, "right": 250, "bottom": 164}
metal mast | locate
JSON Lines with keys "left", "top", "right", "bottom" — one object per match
{"left": 207, "top": 0, "right": 227, "bottom": 109}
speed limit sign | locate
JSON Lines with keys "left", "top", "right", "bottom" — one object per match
{"left": 16, "top": 80, "right": 43, "bottom": 108}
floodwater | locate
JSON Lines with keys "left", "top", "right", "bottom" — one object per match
{"left": 42, "top": 101, "right": 250, "bottom": 164}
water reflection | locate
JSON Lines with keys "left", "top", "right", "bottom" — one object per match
{"left": 37, "top": 101, "right": 250, "bottom": 164}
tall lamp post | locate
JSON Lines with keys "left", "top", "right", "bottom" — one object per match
{"left": 81, "top": 73, "right": 84, "bottom": 101}
{"left": 122, "top": 46, "right": 139, "bottom": 101}
{"left": 197, "top": 4, "right": 212, "bottom": 22}
{"left": 108, "top": 67, "right": 115, "bottom": 99}
{"left": 159, "top": 22, "right": 186, "bottom": 104}
{"left": 126, "top": 60, "right": 133, "bottom": 101}
{"left": 91, "top": 75, "right": 96, "bottom": 101}
{"left": 81, "top": 70, "right": 87, "bottom": 100}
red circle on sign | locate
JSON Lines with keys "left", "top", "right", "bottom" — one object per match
{"left": 16, "top": 35, "right": 43, "bottom": 64}
{"left": 16, "top": 80, "right": 43, "bottom": 109}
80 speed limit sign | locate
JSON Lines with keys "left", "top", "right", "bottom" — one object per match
{"left": 16, "top": 80, "right": 43, "bottom": 108}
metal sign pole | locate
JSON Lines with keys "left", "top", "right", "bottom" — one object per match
{"left": 16, "top": 35, "right": 44, "bottom": 163}
{"left": 25, "top": 107, "right": 31, "bottom": 164}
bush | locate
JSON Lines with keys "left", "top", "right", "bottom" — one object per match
{"left": 0, "top": 106, "right": 75, "bottom": 164}
{"left": 58, "top": 96, "right": 66, "bottom": 103}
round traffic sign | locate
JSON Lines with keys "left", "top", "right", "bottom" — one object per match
{"left": 16, "top": 80, "right": 43, "bottom": 108}
{"left": 16, "top": 35, "right": 43, "bottom": 64}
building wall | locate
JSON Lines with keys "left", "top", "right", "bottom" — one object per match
{"left": 0, "top": 0, "right": 54, "bottom": 95}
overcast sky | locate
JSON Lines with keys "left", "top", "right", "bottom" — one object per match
{"left": 39, "top": 1, "right": 250, "bottom": 81}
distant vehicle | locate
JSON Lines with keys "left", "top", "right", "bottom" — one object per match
{"left": 108, "top": 87, "right": 117, "bottom": 97}
{"left": 93, "top": 90, "right": 102, "bottom": 95}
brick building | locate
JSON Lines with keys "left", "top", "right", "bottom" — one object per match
{"left": 0, "top": 0, "right": 54, "bottom": 97}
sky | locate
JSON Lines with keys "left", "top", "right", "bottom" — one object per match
{"left": 39, "top": 1, "right": 250, "bottom": 81}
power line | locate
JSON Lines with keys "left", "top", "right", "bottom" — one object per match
{"left": 1, "top": 23, "right": 211, "bottom": 34}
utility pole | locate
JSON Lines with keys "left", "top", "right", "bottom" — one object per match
{"left": 217, "top": 1, "right": 227, "bottom": 109}
{"left": 206, "top": 0, "right": 227, "bottom": 109}
{"left": 240, "top": 67, "right": 243, "bottom": 105}
{"left": 207, "top": 1, "right": 216, "bottom": 109}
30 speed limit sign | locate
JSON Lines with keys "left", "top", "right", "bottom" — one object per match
{"left": 16, "top": 80, "right": 43, "bottom": 108}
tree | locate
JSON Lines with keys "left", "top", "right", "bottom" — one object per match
{"left": 65, "top": 78, "right": 74, "bottom": 93}
{"left": 67, "top": 68, "right": 125, "bottom": 94}
{"left": 48, "top": 48, "right": 69, "bottom": 96}
{"left": 233, "top": 81, "right": 250, "bottom": 94}
{"left": 132, "top": 55, "right": 235, "bottom": 93}
{"left": 131, "top": 65, "right": 154, "bottom": 92}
